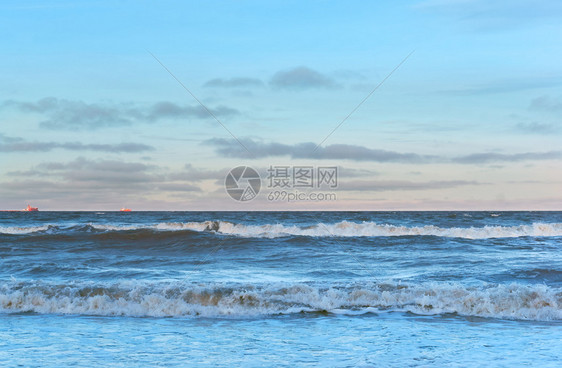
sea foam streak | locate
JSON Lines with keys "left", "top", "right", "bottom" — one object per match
{"left": 186, "top": 221, "right": 562, "bottom": 239}
{"left": 2, "top": 221, "right": 562, "bottom": 239}
{"left": 1, "top": 281, "right": 560, "bottom": 321}
{"left": 0, "top": 225, "right": 52, "bottom": 235}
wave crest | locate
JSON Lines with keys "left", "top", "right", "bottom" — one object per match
{"left": 2, "top": 221, "right": 562, "bottom": 239}
{"left": 200, "top": 221, "right": 562, "bottom": 239}
{"left": 1, "top": 281, "right": 560, "bottom": 320}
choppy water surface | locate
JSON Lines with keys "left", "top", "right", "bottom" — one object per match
{"left": 1, "top": 211, "right": 561, "bottom": 366}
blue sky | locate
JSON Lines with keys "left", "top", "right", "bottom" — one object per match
{"left": 1, "top": 0, "right": 561, "bottom": 210}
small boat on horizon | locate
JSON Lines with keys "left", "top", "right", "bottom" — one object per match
{"left": 120, "top": 208, "right": 132, "bottom": 212}
{"left": 23, "top": 205, "right": 38, "bottom": 212}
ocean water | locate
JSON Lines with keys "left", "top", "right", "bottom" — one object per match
{"left": 1, "top": 211, "right": 561, "bottom": 367}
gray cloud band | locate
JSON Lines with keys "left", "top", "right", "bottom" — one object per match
{"left": 0, "top": 134, "right": 153, "bottom": 153}
{"left": 206, "top": 138, "right": 561, "bottom": 164}
{"left": 270, "top": 66, "right": 338, "bottom": 90}
{"left": 203, "top": 77, "right": 264, "bottom": 88}
{"left": 2, "top": 98, "right": 239, "bottom": 130}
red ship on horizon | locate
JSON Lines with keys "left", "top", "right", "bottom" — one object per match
{"left": 22, "top": 205, "right": 38, "bottom": 212}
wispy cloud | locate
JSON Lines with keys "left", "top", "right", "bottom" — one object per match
{"left": 0, "top": 134, "right": 153, "bottom": 153}
{"left": 207, "top": 137, "right": 562, "bottom": 164}
{"left": 529, "top": 95, "right": 562, "bottom": 112}
{"left": 342, "top": 179, "right": 485, "bottom": 191}
{"left": 338, "top": 167, "right": 380, "bottom": 177}
{"left": 167, "top": 164, "right": 227, "bottom": 182}
{"left": 204, "top": 67, "right": 362, "bottom": 91}
{"left": 270, "top": 66, "right": 339, "bottom": 90}
{"left": 416, "top": 0, "right": 562, "bottom": 31}
{"left": 206, "top": 138, "right": 434, "bottom": 163}
{"left": 2, "top": 98, "right": 240, "bottom": 130}
{"left": 439, "top": 76, "right": 562, "bottom": 95}
{"left": 38, "top": 158, "right": 157, "bottom": 185}
{"left": 4, "top": 98, "right": 133, "bottom": 129}
{"left": 514, "top": 122, "right": 560, "bottom": 135}
{"left": 3, "top": 158, "right": 203, "bottom": 205}
{"left": 145, "top": 101, "right": 238, "bottom": 120}
{"left": 453, "top": 151, "right": 562, "bottom": 164}
{"left": 203, "top": 77, "right": 264, "bottom": 88}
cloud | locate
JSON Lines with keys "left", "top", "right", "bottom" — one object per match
{"left": 39, "top": 157, "right": 150, "bottom": 172}
{"left": 0, "top": 134, "right": 153, "bottom": 153}
{"left": 529, "top": 95, "right": 562, "bottom": 112}
{"left": 203, "top": 77, "right": 264, "bottom": 88}
{"left": 2, "top": 98, "right": 240, "bottom": 130}
{"left": 453, "top": 151, "right": 562, "bottom": 164}
{"left": 51, "top": 160, "right": 155, "bottom": 185}
{"left": 305, "top": 144, "right": 432, "bottom": 163}
{"left": 154, "top": 183, "right": 202, "bottom": 192}
{"left": 167, "top": 164, "right": 227, "bottom": 182}
{"left": 341, "top": 180, "right": 484, "bottom": 191}
{"left": 514, "top": 122, "right": 560, "bottom": 134}
{"left": 415, "top": 0, "right": 562, "bottom": 31}
{"left": 4, "top": 98, "right": 133, "bottom": 129}
{"left": 439, "top": 76, "right": 562, "bottom": 95}
{"left": 206, "top": 137, "right": 436, "bottom": 163}
{"left": 4, "top": 158, "right": 156, "bottom": 196}
{"left": 6, "top": 159, "right": 226, "bottom": 189}
{"left": 203, "top": 68, "right": 361, "bottom": 91}
{"left": 270, "top": 67, "right": 339, "bottom": 90}
{"left": 338, "top": 167, "right": 379, "bottom": 177}
{"left": 2, "top": 158, "right": 203, "bottom": 206}
{"left": 146, "top": 101, "right": 238, "bottom": 120}
{"left": 0, "top": 136, "right": 148, "bottom": 154}
{"left": 207, "top": 137, "right": 562, "bottom": 165}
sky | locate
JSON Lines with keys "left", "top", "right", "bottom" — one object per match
{"left": 1, "top": 0, "right": 561, "bottom": 210}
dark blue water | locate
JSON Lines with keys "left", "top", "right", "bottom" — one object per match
{"left": 1, "top": 211, "right": 561, "bottom": 366}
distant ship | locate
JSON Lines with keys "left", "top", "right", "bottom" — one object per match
{"left": 120, "top": 208, "right": 132, "bottom": 212}
{"left": 23, "top": 205, "right": 38, "bottom": 212}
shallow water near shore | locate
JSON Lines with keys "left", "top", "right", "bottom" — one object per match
{"left": 1, "top": 211, "right": 561, "bottom": 366}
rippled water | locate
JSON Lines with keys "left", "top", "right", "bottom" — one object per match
{"left": 1, "top": 211, "right": 561, "bottom": 366}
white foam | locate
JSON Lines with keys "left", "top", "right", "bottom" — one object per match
{"left": 175, "top": 221, "right": 562, "bottom": 239}
{"left": 3, "top": 221, "right": 562, "bottom": 239}
{"left": 88, "top": 224, "right": 143, "bottom": 231}
{"left": 0, "top": 281, "right": 560, "bottom": 321}
{"left": 0, "top": 225, "right": 51, "bottom": 234}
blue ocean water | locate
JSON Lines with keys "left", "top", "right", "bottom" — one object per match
{"left": 1, "top": 211, "right": 561, "bottom": 367}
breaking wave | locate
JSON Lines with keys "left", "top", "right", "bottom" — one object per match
{"left": 2, "top": 221, "right": 562, "bottom": 239}
{"left": 0, "top": 225, "right": 53, "bottom": 235}
{"left": 1, "top": 281, "right": 560, "bottom": 321}
{"left": 184, "top": 221, "right": 562, "bottom": 239}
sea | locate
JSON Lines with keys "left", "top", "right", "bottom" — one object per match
{"left": 1, "top": 211, "right": 561, "bottom": 367}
